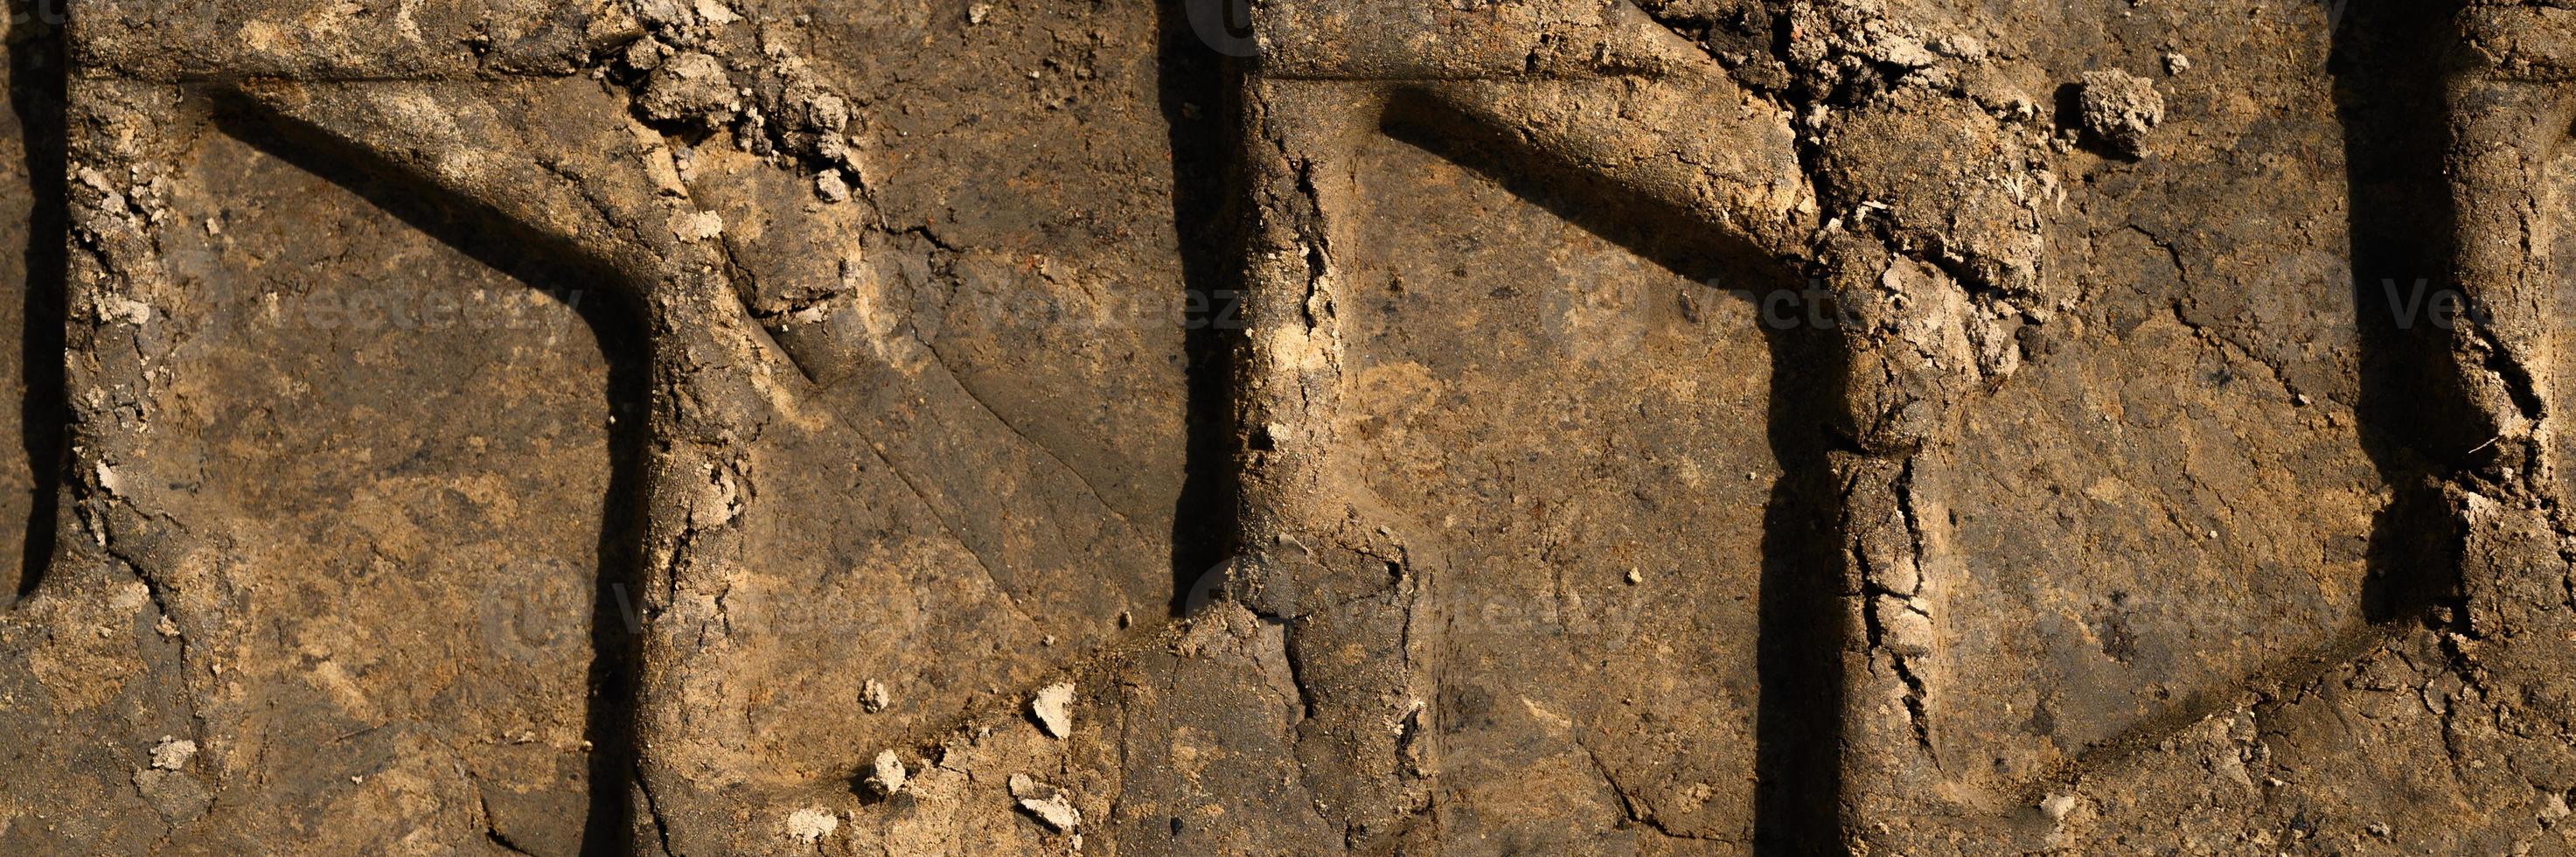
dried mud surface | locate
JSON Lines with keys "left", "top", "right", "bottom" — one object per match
{"left": 1, "top": 1, "right": 2573, "bottom": 855}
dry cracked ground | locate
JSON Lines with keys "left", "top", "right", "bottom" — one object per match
{"left": 1, "top": 0, "right": 2574, "bottom": 854}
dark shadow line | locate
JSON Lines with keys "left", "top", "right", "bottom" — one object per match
{"left": 581, "top": 268, "right": 650, "bottom": 857}
{"left": 10, "top": 5, "right": 67, "bottom": 601}
{"left": 1750, "top": 303, "right": 1855, "bottom": 857}
{"left": 2326, "top": 0, "right": 2474, "bottom": 630}
{"left": 210, "top": 102, "right": 653, "bottom": 857}
{"left": 1155, "top": 0, "right": 1244, "bottom": 613}
{"left": 1380, "top": 93, "right": 1850, "bottom": 854}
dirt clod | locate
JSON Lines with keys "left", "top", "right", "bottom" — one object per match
{"left": 149, "top": 736, "right": 197, "bottom": 770}
{"left": 866, "top": 749, "right": 907, "bottom": 795}
{"left": 2076, "top": 69, "right": 2164, "bottom": 157}
{"left": 1031, "top": 681, "right": 1074, "bottom": 738}
{"left": 785, "top": 807, "right": 839, "bottom": 843}
{"left": 641, "top": 52, "right": 741, "bottom": 125}
{"left": 1009, "top": 774, "right": 1081, "bottom": 832}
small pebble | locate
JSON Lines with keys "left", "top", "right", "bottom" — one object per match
{"left": 1032, "top": 682, "right": 1075, "bottom": 738}
{"left": 785, "top": 807, "right": 838, "bottom": 843}
{"left": 149, "top": 736, "right": 197, "bottom": 770}
{"left": 668, "top": 210, "right": 724, "bottom": 242}
{"left": 867, "top": 749, "right": 907, "bottom": 795}
{"left": 815, "top": 170, "right": 850, "bottom": 204}
{"left": 1010, "top": 775, "right": 1082, "bottom": 832}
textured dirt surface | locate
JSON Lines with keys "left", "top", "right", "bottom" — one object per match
{"left": 2, "top": 0, "right": 2574, "bottom": 854}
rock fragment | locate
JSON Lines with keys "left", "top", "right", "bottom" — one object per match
{"left": 641, "top": 52, "right": 741, "bottom": 126}
{"left": 816, "top": 170, "right": 850, "bottom": 203}
{"left": 132, "top": 769, "right": 211, "bottom": 823}
{"left": 785, "top": 807, "right": 838, "bottom": 843}
{"left": 150, "top": 735, "right": 197, "bottom": 770}
{"left": 1873, "top": 34, "right": 1937, "bottom": 69}
{"left": 668, "top": 211, "right": 725, "bottom": 242}
{"left": 1009, "top": 774, "right": 1081, "bottom": 832}
{"left": 2075, "top": 69, "right": 2164, "bottom": 157}
{"left": 861, "top": 679, "right": 890, "bottom": 713}
{"left": 1931, "top": 33, "right": 1988, "bottom": 61}
{"left": 1031, "top": 681, "right": 1075, "bottom": 738}
{"left": 865, "top": 749, "right": 907, "bottom": 796}
{"left": 622, "top": 38, "right": 666, "bottom": 73}
{"left": 790, "top": 89, "right": 849, "bottom": 135}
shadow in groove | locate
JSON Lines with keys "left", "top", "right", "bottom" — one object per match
{"left": 2326, "top": 0, "right": 2475, "bottom": 629}
{"left": 9, "top": 4, "right": 66, "bottom": 601}
{"left": 1382, "top": 93, "right": 1853, "bottom": 855}
{"left": 212, "top": 105, "right": 654, "bottom": 857}
{"left": 1153, "top": 0, "right": 1244, "bottom": 613}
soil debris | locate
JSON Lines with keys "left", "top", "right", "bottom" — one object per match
{"left": 1031, "top": 681, "right": 1075, "bottom": 738}
{"left": 2076, "top": 69, "right": 2164, "bottom": 157}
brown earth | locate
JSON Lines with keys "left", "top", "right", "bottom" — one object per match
{"left": 0, "top": 1, "right": 2573, "bottom": 854}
